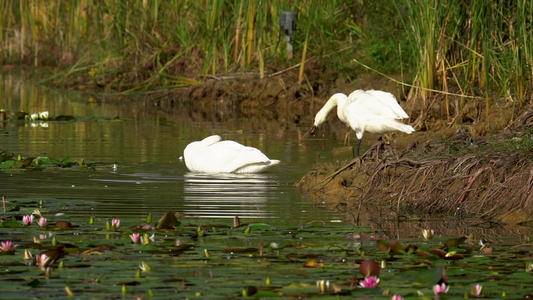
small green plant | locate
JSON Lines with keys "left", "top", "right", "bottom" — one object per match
{"left": 488, "top": 127, "right": 533, "bottom": 156}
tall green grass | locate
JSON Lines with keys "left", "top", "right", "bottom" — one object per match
{"left": 1, "top": 0, "right": 531, "bottom": 124}
{"left": 1, "top": 1, "right": 355, "bottom": 91}
{"left": 404, "top": 0, "right": 532, "bottom": 122}
{"left": 0, "top": 1, "right": 289, "bottom": 89}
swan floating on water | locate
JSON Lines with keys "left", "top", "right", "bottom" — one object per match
{"left": 183, "top": 135, "right": 280, "bottom": 174}
{"left": 310, "top": 89, "right": 415, "bottom": 156}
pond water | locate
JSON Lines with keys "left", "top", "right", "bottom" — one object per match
{"left": 0, "top": 73, "right": 347, "bottom": 225}
{"left": 2, "top": 74, "right": 533, "bottom": 299}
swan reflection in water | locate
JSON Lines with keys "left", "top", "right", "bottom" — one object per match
{"left": 182, "top": 172, "right": 278, "bottom": 219}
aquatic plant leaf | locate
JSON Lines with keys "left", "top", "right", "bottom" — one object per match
{"left": 253, "top": 291, "right": 281, "bottom": 298}
{"left": 249, "top": 223, "right": 272, "bottom": 230}
{"left": 223, "top": 247, "right": 258, "bottom": 253}
{"left": 27, "top": 279, "right": 41, "bottom": 288}
{"left": 54, "top": 221, "right": 73, "bottom": 229}
{"left": 156, "top": 211, "right": 180, "bottom": 229}
{"left": 480, "top": 247, "right": 493, "bottom": 254}
{"left": 413, "top": 267, "right": 446, "bottom": 287}
{"left": 303, "top": 259, "right": 324, "bottom": 267}
{"left": 117, "top": 281, "right": 141, "bottom": 286}
{"left": 36, "top": 245, "right": 67, "bottom": 268}
{"left": 20, "top": 157, "right": 34, "bottom": 168}
{"left": 286, "top": 252, "right": 319, "bottom": 259}
{"left": 445, "top": 236, "right": 467, "bottom": 248}
{"left": 359, "top": 259, "right": 380, "bottom": 277}
{"left": 36, "top": 157, "right": 61, "bottom": 165}
{"left": 0, "top": 160, "right": 15, "bottom": 169}
{"left": 242, "top": 286, "right": 258, "bottom": 297}
{"left": 390, "top": 241, "right": 409, "bottom": 254}
{"left": 429, "top": 248, "right": 448, "bottom": 258}
{"left": 415, "top": 250, "right": 435, "bottom": 258}
{"left": 53, "top": 115, "right": 75, "bottom": 121}
{"left": 0, "top": 220, "right": 22, "bottom": 227}
{"left": 15, "top": 111, "right": 28, "bottom": 120}
{"left": 0, "top": 151, "right": 14, "bottom": 162}
{"left": 377, "top": 240, "right": 390, "bottom": 252}
{"left": 169, "top": 244, "right": 195, "bottom": 253}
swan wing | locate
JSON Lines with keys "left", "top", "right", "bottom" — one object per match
{"left": 212, "top": 141, "right": 275, "bottom": 173}
{"left": 184, "top": 138, "right": 278, "bottom": 173}
{"left": 347, "top": 90, "right": 409, "bottom": 120}
{"left": 365, "top": 90, "right": 409, "bottom": 119}
{"left": 199, "top": 135, "right": 222, "bottom": 146}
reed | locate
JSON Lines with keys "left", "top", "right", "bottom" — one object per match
{"left": 0, "top": 0, "right": 531, "bottom": 117}
{"left": 0, "top": 1, "right": 347, "bottom": 89}
{"left": 404, "top": 0, "right": 532, "bottom": 124}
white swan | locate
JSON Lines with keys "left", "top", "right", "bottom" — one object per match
{"left": 310, "top": 89, "right": 415, "bottom": 156}
{"left": 183, "top": 135, "right": 280, "bottom": 174}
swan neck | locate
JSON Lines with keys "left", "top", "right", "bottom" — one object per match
{"left": 314, "top": 93, "right": 346, "bottom": 126}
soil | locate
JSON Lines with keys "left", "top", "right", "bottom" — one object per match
{"left": 295, "top": 121, "right": 532, "bottom": 224}
{"left": 94, "top": 71, "right": 533, "bottom": 224}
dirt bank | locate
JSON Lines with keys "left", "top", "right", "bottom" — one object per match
{"left": 295, "top": 109, "right": 533, "bottom": 224}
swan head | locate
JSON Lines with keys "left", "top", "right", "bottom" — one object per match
{"left": 312, "top": 105, "right": 329, "bottom": 127}
{"left": 311, "top": 93, "right": 348, "bottom": 136}
{"left": 310, "top": 125, "right": 319, "bottom": 136}
{"left": 311, "top": 108, "right": 329, "bottom": 136}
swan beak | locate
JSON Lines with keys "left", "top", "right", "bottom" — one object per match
{"left": 310, "top": 125, "right": 319, "bottom": 136}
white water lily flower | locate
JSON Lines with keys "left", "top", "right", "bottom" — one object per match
{"left": 38, "top": 111, "right": 49, "bottom": 120}
{"left": 139, "top": 261, "right": 151, "bottom": 272}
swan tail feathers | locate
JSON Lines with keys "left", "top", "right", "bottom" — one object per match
{"left": 401, "top": 124, "right": 415, "bottom": 134}
{"left": 234, "top": 159, "right": 281, "bottom": 174}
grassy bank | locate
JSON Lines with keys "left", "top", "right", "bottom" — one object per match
{"left": 1, "top": 1, "right": 531, "bottom": 125}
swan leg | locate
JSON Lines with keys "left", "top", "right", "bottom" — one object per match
{"left": 356, "top": 138, "right": 362, "bottom": 157}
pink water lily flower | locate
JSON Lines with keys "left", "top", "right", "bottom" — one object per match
{"left": 391, "top": 295, "right": 404, "bottom": 300}
{"left": 130, "top": 233, "right": 140, "bottom": 244}
{"left": 36, "top": 253, "right": 51, "bottom": 270}
{"left": 471, "top": 284, "right": 482, "bottom": 297}
{"left": 433, "top": 283, "right": 449, "bottom": 295}
{"left": 37, "top": 217, "right": 47, "bottom": 228}
{"left": 22, "top": 215, "right": 34, "bottom": 226}
{"left": 0, "top": 241, "right": 17, "bottom": 252}
{"left": 111, "top": 219, "right": 121, "bottom": 231}
{"left": 359, "top": 276, "right": 380, "bottom": 288}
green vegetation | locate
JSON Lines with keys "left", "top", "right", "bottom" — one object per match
{"left": 435, "top": 126, "right": 533, "bottom": 158}
{"left": 487, "top": 126, "right": 533, "bottom": 155}
{"left": 1, "top": 1, "right": 531, "bottom": 120}
{"left": 403, "top": 0, "right": 533, "bottom": 120}
{"left": 0, "top": 151, "right": 97, "bottom": 169}
{"left": 1, "top": 203, "right": 532, "bottom": 298}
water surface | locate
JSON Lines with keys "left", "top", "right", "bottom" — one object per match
{"left": 1, "top": 74, "right": 346, "bottom": 226}
{"left": 2, "top": 74, "right": 531, "bottom": 238}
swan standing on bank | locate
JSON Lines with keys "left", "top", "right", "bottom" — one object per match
{"left": 183, "top": 135, "right": 280, "bottom": 173}
{"left": 310, "top": 89, "right": 415, "bottom": 156}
